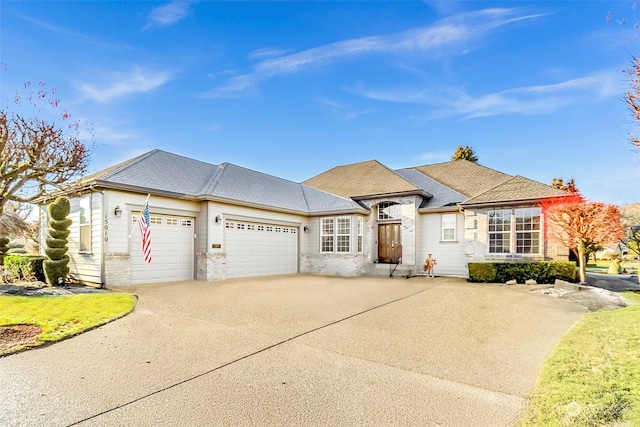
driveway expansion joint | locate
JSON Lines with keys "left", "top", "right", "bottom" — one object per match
{"left": 66, "top": 286, "right": 436, "bottom": 426}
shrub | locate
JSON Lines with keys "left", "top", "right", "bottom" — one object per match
{"left": 44, "top": 196, "right": 71, "bottom": 286}
{"left": 4, "top": 255, "right": 46, "bottom": 282}
{"left": 468, "top": 261, "right": 577, "bottom": 284}
{"left": 467, "top": 263, "right": 496, "bottom": 282}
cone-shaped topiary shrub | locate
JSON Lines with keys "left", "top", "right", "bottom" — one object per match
{"left": 44, "top": 196, "right": 72, "bottom": 286}
{"left": 0, "top": 236, "right": 9, "bottom": 266}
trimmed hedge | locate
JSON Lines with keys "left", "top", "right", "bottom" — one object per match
{"left": 3, "top": 255, "right": 46, "bottom": 282}
{"left": 468, "top": 261, "right": 577, "bottom": 284}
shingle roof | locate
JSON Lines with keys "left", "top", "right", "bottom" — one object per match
{"left": 205, "top": 162, "right": 363, "bottom": 213}
{"left": 394, "top": 168, "right": 466, "bottom": 208}
{"left": 461, "top": 175, "right": 568, "bottom": 205}
{"left": 87, "top": 150, "right": 363, "bottom": 214}
{"left": 413, "top": 160, "right": 512, "bottom": 197}
{"left": 303, "top": 160, "right": 422, "bottom": 198}
{"left": 99, "top": 150, "right": 219, "bottom": 196}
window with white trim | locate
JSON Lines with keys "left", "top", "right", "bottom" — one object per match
{"left": 488, "top": 208, "right": 541, "bottom": 254}
{"left": 322, "top": 217, "right": 352, "bottom": 253}
{"left": 336, "top": 217, "right": 351, "bottom": 253}
{"left": 515, "top": 208, "right": 541, "bottom": 254}
{"left": 357, "top": 217, "right": 364, "bottom": 253}
{"left": 79, "top": 196, "right": 91, "bottom": 252}
{"left": 441, "top": 214, "right": 456, "bottom": 241}
{"left": 321, "top": 218, "right": 334, "bottom": 253}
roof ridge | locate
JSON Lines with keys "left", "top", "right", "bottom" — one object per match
{"left": 200, "top": 163, "right": 226, "bottom": 195}
{"left": 375, "top": 160, "right": 421, "bottom": 192}
{"left": 99, "top": 149, "right": 160, "bottom": 180}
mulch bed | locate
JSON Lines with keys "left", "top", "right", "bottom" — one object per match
{"left": 0, "top": 325, "right": 42, "bottom": 354}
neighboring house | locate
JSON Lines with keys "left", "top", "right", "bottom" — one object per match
{"left": 40, "top": 150, "right": 569, "bottom": 286}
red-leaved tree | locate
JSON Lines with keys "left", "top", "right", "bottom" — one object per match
{"left": 541, "top": 194, "right": 623, "bottom": 283}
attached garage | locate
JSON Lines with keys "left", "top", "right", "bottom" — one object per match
{"left": 224, "top": 219, "right": 299, "bottom": 278}
{"left": 130, "top": 213, "right": 195, "bottom": 284}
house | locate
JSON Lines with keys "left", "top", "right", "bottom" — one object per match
{"left": 40, "top": 149, "right": 569, "bottom": 286}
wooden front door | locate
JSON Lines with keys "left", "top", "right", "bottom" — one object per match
{"left": 378, "top": 223, "right": 401, "bottom": 263}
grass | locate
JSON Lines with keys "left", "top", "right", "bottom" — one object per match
{"left": 519, "top": 292, "right": 640, "bottom": 426}
{"left": 0, "top": 292, "right": 137, "bottom": 355}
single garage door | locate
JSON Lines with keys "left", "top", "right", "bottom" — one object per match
{"left": 224, "top": 219, "right": 298, "bottom": 278}
{"left": 131, "top": 213, "right": 195, "bottom": 284}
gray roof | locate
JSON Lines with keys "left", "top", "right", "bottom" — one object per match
{"left": 91, "top": 150, "right": 364, "bottom": 215}
{"left": 394, "top": 168, "right": 466, "bottom": 208}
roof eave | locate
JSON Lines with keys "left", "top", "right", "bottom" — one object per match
{"left": 351, "top": 190, "right": 432, "bottom": 201}
{"left": 199, "top": 194, "right": 369, "bottom": 216}
{"left": 460, "top": 195, "right": 570, "bottom": 208}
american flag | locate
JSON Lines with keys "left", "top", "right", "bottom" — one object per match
{"left": 139, "top": 200, "right": 152, "bottom": 263}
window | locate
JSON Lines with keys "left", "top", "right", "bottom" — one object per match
{"left": 378, "top": 202, "right": 402, "bottom": 220}
{"left": 150, "top": 216, "right": 162, "bottom": 225}
{"left": 336, "top": 217, "right": 351, "bottom": 253}
{"left": 166, "top": 218, "right": 178, "bottom": 226}
{"left": 321, "top": 218, "right": 334, "bottom": 252}
{"left": 441, "top": 214, "right": 456, "bottom": 241}
{"left": 515, "top": 208, "right": 541, "bottom": 254}
{"left": 488, "top": 208, "right": 541, "bottom": 254}
{"left": 488, "top": 210, "right": 511, "bottom": 254}
{"left": 322, "top": 217, "right": 351, "bottom": 253}
{"left": 79, "top": 196, "right": 91, "bottom": 252}
{"left": 181, "top": 219, "right": 193, "bottom": 227}
{"left": 357, "top": 217, "right": 364, "bottom": 253}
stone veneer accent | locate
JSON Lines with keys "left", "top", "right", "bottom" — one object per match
{"left": 196, "top": 252, "right": 226, "bottom": 280}
{"left": 104, "top": 253, "right": 131, "bottom": 287}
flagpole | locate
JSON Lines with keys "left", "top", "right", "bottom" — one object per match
{"left": 128, "top": 194, "right": 151, "bottom": 238}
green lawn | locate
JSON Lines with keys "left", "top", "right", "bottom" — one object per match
{"left": 0, "top": 292, "right": 137, "bottom": 355}
{"left": 519, "top": 292, "right": 640, "bottom": 426}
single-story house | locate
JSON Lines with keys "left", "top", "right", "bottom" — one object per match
{"left": 40, "top": 149, "right": 569, "bottom": 286}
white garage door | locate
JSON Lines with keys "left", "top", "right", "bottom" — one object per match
{"left": 131, "top": 213, "right": 195, "bottom": 284}
{"left": 224, "top": 219, "right": 298, "bottom": 278}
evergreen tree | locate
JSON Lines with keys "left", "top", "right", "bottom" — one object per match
{"left": 451, "top": 145, "right": 479, "bottom": 163}
{"left": 43, "top": 196, "right": 71, "bottom": 286}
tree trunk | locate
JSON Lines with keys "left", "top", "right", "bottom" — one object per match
{"left": 578, "top": 245, "right": 587, "bottom": 283}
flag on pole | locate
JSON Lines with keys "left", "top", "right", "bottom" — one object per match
{"left": 139, "top": 198, "right": 152, "bottom": 263}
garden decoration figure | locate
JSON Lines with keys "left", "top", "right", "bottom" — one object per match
{"left": 423, "top": 253, "right": 437, "bottom": 278}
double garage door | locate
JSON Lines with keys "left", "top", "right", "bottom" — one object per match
{"left": 224, "top": 219, "right": 299, "bottom": 278}
{"left": 130, "top": 213, "right": 195, "bottom": 284}
{"left": 130, "top": 214, "right": 298, "bottom": 283}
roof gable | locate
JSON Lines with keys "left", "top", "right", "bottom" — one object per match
{"left": 461, "top": 175, "right": 568, "bottom": 205}
{"left": 413, "top": 160, "right": 512, "bottom": 198}
{"left": 395, "top": 168, "right": 465, "bottom": 208}
{"left": 303, "top": 160, "right": 421, "bottom": 198}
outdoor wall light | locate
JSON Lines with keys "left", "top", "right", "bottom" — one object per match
{"left": 303, "top": 226, "right": 309, "bottom": 232}
{"left": 215, "top": 215, "right": 221, "bottom": 224}
{"left": 114, "top": 206, "right": 122, "bottom": 218}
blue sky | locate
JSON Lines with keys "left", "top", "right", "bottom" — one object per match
{"left": 1, "top": 1, "right": 639, "bottom": 205}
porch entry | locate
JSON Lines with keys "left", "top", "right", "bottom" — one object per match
{"left": 378, "top": 223, "right": 401, "bottom": 263}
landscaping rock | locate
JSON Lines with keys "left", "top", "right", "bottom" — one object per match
{"left": 525, "top": 279, "right": 537, "bottom": 286}
{"left": 506, "top": 279, "right": 517, "bottom": 285}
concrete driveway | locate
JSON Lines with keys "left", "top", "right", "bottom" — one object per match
{"left": 0, "top": 276, "right": 585, "bottom": 426}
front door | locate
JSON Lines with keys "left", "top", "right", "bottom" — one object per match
{"left": 378, "top": 223, "right": 401, "bottom": 263}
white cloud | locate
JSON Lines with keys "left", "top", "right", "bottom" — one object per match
{"left": 351, "top": 69, "right": 622, "bottom": 119}
{"left": 76, "top": 66, "right": 175, "bottom": 103}
{"left": 248, "top": 48, "right": 291, "bottom": 60}
{"left": 204, "top": 8, "right": 543, "bottom": 97}
{"left": 144, "top": 1, "right": 193, "bottom": 30}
